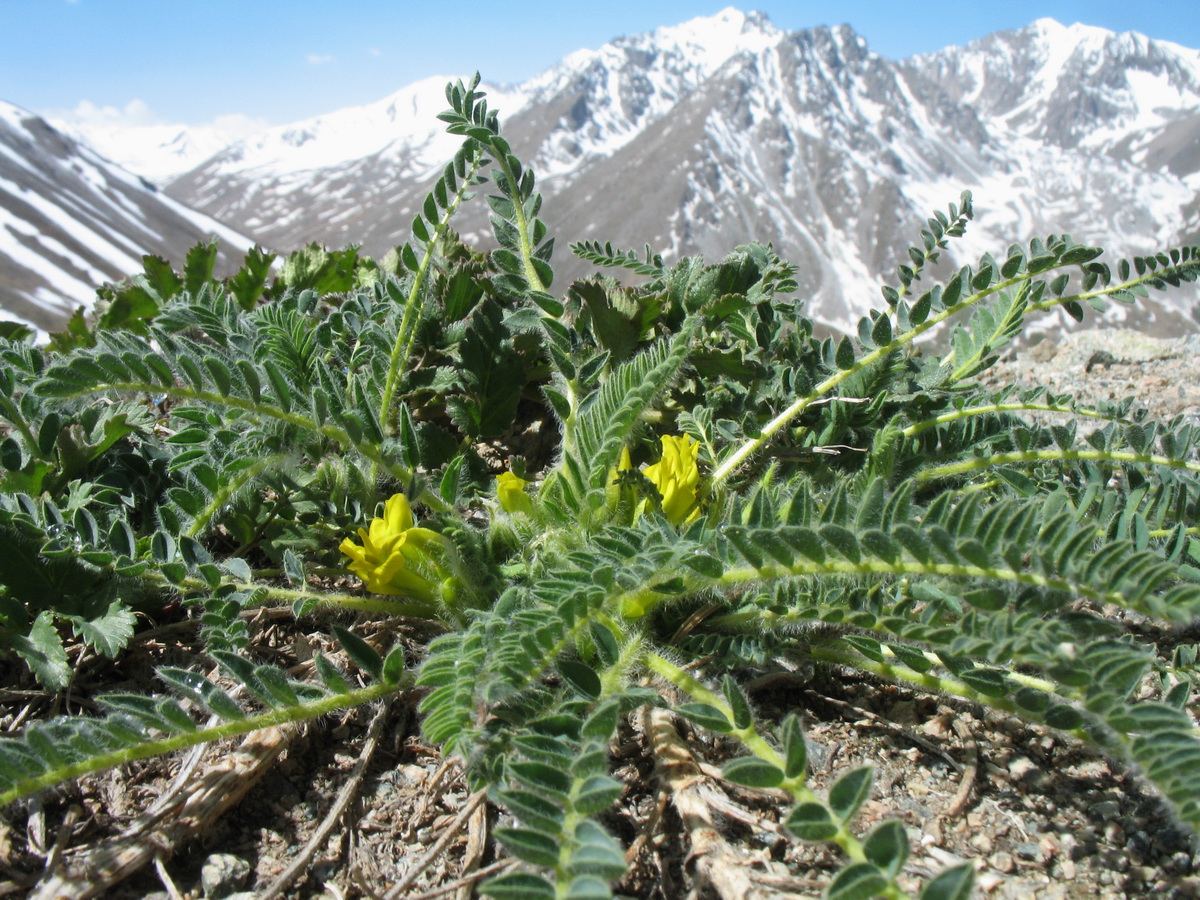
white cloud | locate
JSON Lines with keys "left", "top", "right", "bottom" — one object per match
{"left": 50, "top": 98, "right": 158, "bottom": 128}
{"left": 367, "top": 47, "right": 382, "bottom": 57}
{"left": 306, "top": 53, "right": 335, "bottom": 65}
{"left": 42, "top": 100, "right": 266, "bottom": 140}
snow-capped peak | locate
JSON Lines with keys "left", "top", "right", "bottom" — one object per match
{"left": 641, "top": 7, "right": 782, "bottom": 74}
{"left": 204, "top": 76, "right": 528, "bottom": 180}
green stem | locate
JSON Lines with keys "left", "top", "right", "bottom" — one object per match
{"left": 378, "top": 147, "right": 486, "bottom": 434}
{"left": 184, "top": 453, "right": 285, "bottom": 539}
{"left": 1029, "top": 261, "right": 1200, "bottom": 316}
{"left": 903, "top": 401, "right": 1125, "bottom": 437}
{"left": 0, "top": 678, "right": 406, "bottom": 808}
{"left": 53, "top": 379, "right": 449, "bottom": 514}
{"left": 917, "top": 448, "right": 1200, "bottom": 483}
{"left": 710, "top": 273, "right": 1025, "bottom": 487}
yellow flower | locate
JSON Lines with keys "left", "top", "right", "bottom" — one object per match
{"left": 640, "top": 434, "right": 702, "bottom": 526}
{"left": 339, "top": 493, "right": 444, "bottom": 599}
{"left": 496, "top": 471, "right": 534, "bottom": 515}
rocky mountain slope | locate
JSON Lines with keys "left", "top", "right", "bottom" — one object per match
{"left": 161, "top": 9, "right": 1200, "bottom": 335}
{"left": 0, "top": 101, "right": 253, "bottom": 334}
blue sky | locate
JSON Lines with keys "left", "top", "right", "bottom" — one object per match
{"left": 4, "top": 1, "right": 1199, "bottom": 133}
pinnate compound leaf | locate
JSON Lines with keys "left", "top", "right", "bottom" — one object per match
{"left": 920, "top": 864, "right": 975, "bottom": 900}
{"left": 825, "top": 862, "right": 889, "bottom": 900}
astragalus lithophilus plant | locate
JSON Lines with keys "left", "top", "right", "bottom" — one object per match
{"left": 2, "top": 75, "right": 1200, "bottom": 899}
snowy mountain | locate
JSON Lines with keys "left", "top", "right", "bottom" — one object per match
{"left": 0, "top": 101, "right": 254, "bottom": 333}
{"left": 6, "top": 9, "right": 1200, "bottom": 336}
{"left": 47, "top": 119, "right": 253, "bottom": 185}
{"left": 160, "top": 9, "right": 1200, "bottom": 336}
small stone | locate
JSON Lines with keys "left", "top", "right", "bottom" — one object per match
{"left": 969, "top": 833, "right": 993, "bottom": 854}
{"left": 1168, "top": 850, "right": 1193, "bottom": 875}
{"left": 975, "top": 871, "right": 1004, "bottom": 893}
{"left": 989, "top": 851, "right": 1016, "bottom": 873}
{"left": 1014, "top": 842, "right": 1042, "bottom": 862}
{"left": 1030, "top": 338, "right": 1059, "bottom": 362}
{"left": 1058, "top": 859, "right": 1076, "bottom": 879}
{"left": 1090, "top": 799, "right": 1121, "bottom": 820}
{"left": 1103, "top": 821, "right": 1125, "bottom": 845}
{"left": 201, "top": 853, "right": 251, "bottom": 899}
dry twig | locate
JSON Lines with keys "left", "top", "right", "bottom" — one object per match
{"left": 258, "top": 698, "right": 395, "bottom": 900}
{"left": 642, "top": 707, "right": 775, "bottom": 900}
{"left": 383, "top": 788, "right": 488, "bottom": 899}
{"left": 29, "top": 724, "right": 297, "bottom": 900}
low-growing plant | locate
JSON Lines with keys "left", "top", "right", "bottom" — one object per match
{"left": 2, "top": 74, "right": 1200, "bottom": 898}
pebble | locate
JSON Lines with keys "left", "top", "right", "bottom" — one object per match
{"left": 1014, "top": 842, "right": 1042, "bottom": 862}
{"left": 989, "top": 851, "right": 1016, "bottom": 873}
{"left": 1090, "top": 800, "right": 1121, "bottom": 820}
{"left": 969, "top": 833, "right": 993, "bottom": 854}
{"left": 201, "top": 853, "right": 252, "bottom": 899}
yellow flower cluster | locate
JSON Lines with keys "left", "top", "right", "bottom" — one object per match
{"left": 339, "top": 493, "right": 444, "bottom": 599}
{"left": 624, "top": 434, "right": 702, "bottom": 526}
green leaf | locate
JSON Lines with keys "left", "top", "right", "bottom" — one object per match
{"left": 382, "top": 645, "right": 407, "bottom": 686}
{"left": 829, "top": 766, "right": 874, "bottom": 823}
{"left": 722, "top": 756, "right": 785, "bottom": 788}
{"left": 582, "top": 699, "right": 621, "bottom": 741}
{"left": 675, "top": 702, "right": 733, "bottom": 733}
{"left": 494, "top": 827, "right": 560, "bottom": 867}
{"left": 780, "top": 713, "right": 809, "bottom": 779}
{"left": 863, "top": 820, "right": 909, "bottom": 876}
{"left": 722, "top": 675, "right": 753, "bottom": 730}
{"left": 481, "top": 872, "right": 556, "bottom": 900}
{"left": 835, "top": 335, "right": 856, "bottom": 370}
{"left": 575, "top": 775, "right": 623, "bottom": 814}
{"left": 332, "top": 626, "right": 383, "bottom": 681}
{"left": 565, "top": 875, "right": 612, "bottom": 900}
{"left": 920, "top": 864, "right": 975, "bottom": 900}
{"left": 11, "top": 611, "right": 71, "bottom": 690}
{"left": 558, "top": 659, "right": 601, "bottom": 699}
{"left": 785, "top": 802, "right": 839, "bottom": 841}
{"left": 69, "top": 600, "right": 136, "bottom": 658}
{"left": 509, "top": 761, "right": 572, "bottom": 796}
{"left": 825, "top": 862, "right": 888, "bottom": 900}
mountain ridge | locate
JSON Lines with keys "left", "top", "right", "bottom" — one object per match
{"left": 5, "top": 8, "right": 1200, "bottom": 334}
{"left": 0, "top": 101, "right": 253, "bottom": 334}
